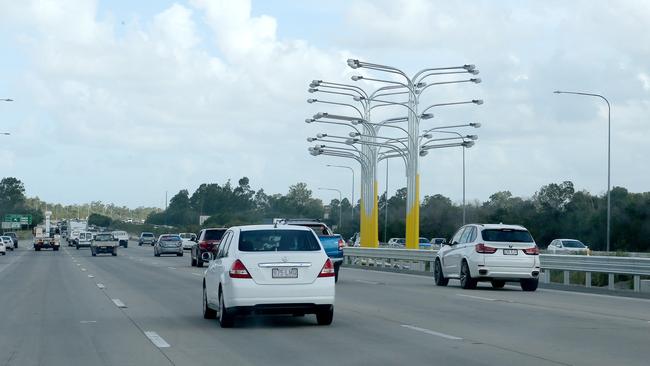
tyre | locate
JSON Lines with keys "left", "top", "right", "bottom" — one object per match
{"left": 520, "top": 278, "right": 538, "bottom": 292}
{"left": 76, "top": 245, "right": 79, "bottom": 250}
{"left": 191, "top": 257, "right": 197, "bottom": 266}
{"left": 334, "top": 265, "right": 340, "bottom": 283}
{"left": 1, "top": 252, "right": 5, "bottom": 255}
{"left": 155, "top": 251, "right": 160, "bottom": 257}
{"left": 124, "top": 243, "right": 128, "bottom": 248}
{"left": 316, "top": 306, "right": 334, "bottom": 326}
{"left": 460, "top": 260, "right": 477, "bottom": 289}
{"left": 112, "top": 248, "right": 117, "bottom": 256}
{"left": 203, "top": 285, "right": 216, "bottom": 319}
{"left": 491, "top": 280, "right": 506, "bottom": 289}
{"left": 218, "top": 290, "right": 234, "bottom": 328}
{"left": 434, "top": 259, "right": 449, "bottom": 286}
{"left": 91, "top": 248, "right": 97, "bottom": 257}
{"left": 177, "top": 252, "right": 183, "bottom": 257}
{"left": 138, "top": 242, "right": 142, "bottom": 246}
{"left": 35, "top": 247, "right": 40, "bottom": 251}
{"left": 53, "top": 247, "right": 59, "bottom": 251}
{"left": 197, "top": 257, "right": 203, "bottom": 268}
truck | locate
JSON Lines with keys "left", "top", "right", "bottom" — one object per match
{"left": 91, "top": 232, "right": 118, "bottom": 256}
{"left": 33, "top": 211, "right": 60, "bottom": 251}
{"left": 282, "top": 219, "right": 345, "bottom": 282}
{"left": 65, "top": 219, "right": 88, "bottom": 245}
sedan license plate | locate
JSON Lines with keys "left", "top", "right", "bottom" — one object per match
{"left": 503, "top": 249, "right": 518, "bottom": 255}
{"left": 272, "top": 267, "right": 298, "bottom": 278}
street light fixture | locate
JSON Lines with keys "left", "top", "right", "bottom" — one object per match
{"left": 554, "top": 90, "right": 612, "bottom": 252}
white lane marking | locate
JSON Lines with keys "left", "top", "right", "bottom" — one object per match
{"left": 401, "top": 325, "right": 463, "bottom": 340}
{"left": 144, "top": 331, "right": 170, "bottom": 348}
{"left": 88, "top": 275, "right": 94, "bottom": 278}
{"left": 538, "top": 288, "right": 650, "bottom": 303}
{"left": 76, "top": 263, "right": 81, "bottom": 266}
{"left": 167, "top": 266, "right": 176, "bottom": 270}
{"left": 192, "top": 273, "right": 203, "bottom": 277}
{"left": 456, "top": 294, "right": 496, "bottom": 301}
{"left": 97, "top": 283, "right": 106, "bottom": 289}
{"left": 81, "top": 268, "right": 87, "bottom": 271}
{"left": 355, "top": 279, "right": 382, "bottom": 285}
{"left": 111, "top": 299, "right": 127, "bottom": 308}
{"left": 80, "top": 320, "right": 97, "bottom": 324}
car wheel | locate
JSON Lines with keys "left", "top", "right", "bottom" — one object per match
{"left": 334, "top": 265, "right": 340, "bottom": 283}
{"left": 520, "top": 278, "right": 538, "bottom": 292}
{"left": 218, "top": 290, "right": 234, "bottom": 328}
{"left": 138, "top": 242, "right": 142, "bottom": 246}
{"left": 491, "top": 280, "right": 506, "bottom": 289}
{"left": 197, "top": 257, "right": 203, "bottom": 268}
{"left": 191, "top": 256, "right": 197, "bottom": 266}
{"left": 460, "top": 260, "right": 477, "bottom": 289}
{"left": 316, "top": 306, "right": 334, "bottom": 326}
{"left": 1, "top": 252, "right": 4, "bottom": 255}
{"left": 203, "top": 285, "right": 216, "bottom": 319}
{"left": 53, "top": 247, "right": 59, "bottom": 251}
{"left": 155, "top": 251, "right": 160, "bottom": 257}
{"left": 91, "top": 248, "right": 97, "bottom": 257}
{"left": 76, "top": 245, "right": 79, "bottom": 250}
{"left": 177, "top": 252, "right": 183, "bottom": 257}
{"left": 434, "top": 259, "right": 449, "bottom": 286}
{"left": 112, "top": 248, "right": 117, "bottom": 256}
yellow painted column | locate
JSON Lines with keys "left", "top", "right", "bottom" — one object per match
{"left": 371, "top": 180, "right": 379, "bottom": 248}
{"left": 405, "top": 174, "right": 420, "bottom": 249}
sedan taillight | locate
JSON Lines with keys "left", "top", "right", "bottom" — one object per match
{"left": 318, "top": 258, "right": 335, "bottom": 277}
{"left": 229, "top": 259, "right": 252, "bottom": 279}
{"left": 199, "top": 241, "right": 209, "bottom": 250}
{"left": 523, "top": 246, "right": 540, "bottom": 255}
{"left": 475, "top": 243, "right": 497, "bottom": 254}
{"left": 338, "top": 238, "right": 345, "bottom": 251}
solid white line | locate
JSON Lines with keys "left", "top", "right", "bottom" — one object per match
{"left": 167, "top": 266, "right": 176, "bottom": 270}
{"left": 111, "top": 299, "right": 127, "bottom": 308}
{"left": 355, "top": 279, "right": 382, "bottom": 285}
{"left": 401, "top": 325, "right": 463, "bottom": 340}
{"left": 80, "top": 320, "right": 97, "bottom": 324}
{"left": 144, "top": 331, "right": 170, "bottom": 348}
{"left": 456, "top": 294, "right": 497, "bottom": 301}
{"left": 76, "top": 263, "right": 81, "bottom": 266}
{"left": 537, "top": 288, "right": 650, "bottom": 303}
{"left": 97, "top": 283, "right": 106, "bottom": 289}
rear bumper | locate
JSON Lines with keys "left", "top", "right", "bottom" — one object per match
{"left": 225, "top": 278, "right": 335, "bottom": 308}
{"left": 93, "top": 246, "right": 117, "bottom": 252}
{"left": 229, "top": 304, "right": 333, "bottom": 316}
{"left": 474, "top": 265, "right": 541, "bottom": 280}
{"left": 159, "top": 247, "right": 182, "bottom": 254}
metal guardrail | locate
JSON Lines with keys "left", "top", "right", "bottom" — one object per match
{"left": 343, "top": 247, "right": 650, "bottom": 292}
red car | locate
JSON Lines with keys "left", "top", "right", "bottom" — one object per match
{"left": 191, "top": 228, "right": 227, "bottom": 267}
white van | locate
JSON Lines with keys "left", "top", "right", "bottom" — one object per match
{"left": 76, "top": 231, "right": 93, "bottom": 249}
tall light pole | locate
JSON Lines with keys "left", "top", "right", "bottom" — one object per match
{"left": 553, "top": 90, "right": 611, "bottom": 252}
{"left": 318, "top": 187, "right": 343, "bottom": 231}
{"left": 326, "top": 164, "right": 355, "bottom": 222}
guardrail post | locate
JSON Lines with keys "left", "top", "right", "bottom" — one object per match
{"left": 563, "top": 271, "right": 570, "bottom": 285}
{"left": 608, "top": 273, "right": 615, "bottom": 290}
{"left": 542, "top": 269, "right": 550, "bottom": 284}
{"left": 585, "top": 272, "right": 592, "bottom": 288}
{"left": 633, "top": 275, "right": 640, "bottom": 292}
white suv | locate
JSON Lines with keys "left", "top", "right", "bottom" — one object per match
{"left": 202, "top": 225, "right": 335, "bottom": 327}
{"left": 434, "top": 224, "right": 541, "bottom": 291}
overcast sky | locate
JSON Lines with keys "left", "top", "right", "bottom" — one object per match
{"left": 0, "top": 0, "right": 648, "bottom": 208}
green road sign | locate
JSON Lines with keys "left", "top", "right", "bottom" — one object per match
{"left": 4, "top": 214, "right": 32, "bottom": 224}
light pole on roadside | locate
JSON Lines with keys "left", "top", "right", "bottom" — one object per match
{"left": 318, "top": 187, "right": 343, "bottom": 231}
{"left": 553, "top": 90, "right": 611, "bottom": 252}
{"left": 326, "top": 164, "right": 355, "bottom": 222}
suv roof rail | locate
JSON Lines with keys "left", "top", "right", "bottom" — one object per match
{"left": 284, "top": 218, "right": 321, "bottom": 222}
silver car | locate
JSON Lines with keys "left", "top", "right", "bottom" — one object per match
{"left": 154, "top": 234, "right": 183, "bottom": 257}
{"left": 547, "top": 239, "right": 589, "bottom": 255}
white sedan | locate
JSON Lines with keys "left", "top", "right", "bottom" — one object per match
{"left": 547, "top": 239, "right": 589, "bottom": 255}
{"left": 202, "top": 224, "right": 335, "bottom": 327}
{"left": 0, "top": 236, "right": 14, "bottom": 252}
{"left": 0, "top": 240, "right": 5, "bottom": 255}
{"left": 434, "top": 224, "right": 541, "bottom": 291}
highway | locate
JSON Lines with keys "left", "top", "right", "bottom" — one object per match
{"left": 1, "top": 242, "right": 649, "bottom": 366}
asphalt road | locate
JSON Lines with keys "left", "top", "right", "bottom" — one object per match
{"left": 1, "top": 241, "right": 649, "bottom": 366}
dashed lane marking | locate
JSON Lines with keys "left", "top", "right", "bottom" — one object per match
{"left": 401, "top": 325, "right": 463, "bottom": 340}
{"left": 111, "top": 299, "right": 127, "bottom": 308}
{"left": 97, "top": 283, "right": 106, "bottom": 289}
{"left": 144, "top": 331, "right": 170, "bottom": 348}
{"left": 456, "top": 294, "right": 497, "bottom": 301}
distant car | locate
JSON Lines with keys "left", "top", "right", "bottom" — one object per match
{"left": 0, "top": 240, "right": 5, "bottom": 255}
{"left": 76, "top": 231, "right": 93, "bottom": 250}
{"left": 547, "top": 239, "right": 589, "bottom": 255}
{"left": 179, "top": 232, "right": 197, "bottom": 250}
{"left": 139, "top": 232, "right": 156, "bottom": 246}
{"left": 0, "top": 236, "right": 13, "bottom": 252}
{"left": 4, "top": 232, "right": 18, "bottom": 248}
{"left": 191, "top": 228, "right": 227, "bottom": 268}
{"left": 387, "top": 238, "right": 405, "bottom": 247}
{"left": 112, "top": 231, "right": 129, "bottom": 248}
{"left": 154, "top": 234, "right": 183, "bottom": 257}
{"left": 418, "top": 237, "right": 432, "bottom": 250}
{"left": 434, "top": 224, "right": 541, "bottom": 291}
{"left": 91, "top": 233, "right": 118, "bottom": 256}
{"left": 430, "top": 237, "right": 446, "bottom": 250}
{"left": 201, "top": 225, "right": 335, "bottom": 327}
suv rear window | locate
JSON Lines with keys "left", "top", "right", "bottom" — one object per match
{"left": 142, "top": 233, "right": 154, "bottom": 237}
{"left": 481, "top": 229, "right": 534, "bottom": 243}
{"left": 204, "top": 229, "right": 226, "bottom": 241}
{"left": 238, "top": 230, "right": 321, "bottom": 252}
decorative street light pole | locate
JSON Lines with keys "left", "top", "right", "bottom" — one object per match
{"left": 554, "top": 90, "right": 612, "bottom": 252}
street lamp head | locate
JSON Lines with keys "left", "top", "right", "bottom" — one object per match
{"left": 307, "top": 137, "right": 317, "bottom": 142}
{"left": 416, "top": 82, "right": 427, "bottom": 88}
{"left": 316, "top": 133, "right": 328, "bottom": 138}
{"left": 347, "top": 59, "right": 361, "bottom": 69}
{"left": 310, "top": 80, "right": 322, "bottom": 88}
{"left": 351, "top": 75, "right": 363, "bottom": 81}
{"left": 308, "top": 88, "right": 318, "bottom": 93}
{"left": 471, "top": 78, "right": 482, "bottom": 84}
{"left": 472, "top": 99, "right": 484, "bottom": 105}
{"left": 462, "top": 140, "right": 475, "bottom": 148}
{"left": 419, "top": 113, "right": 434, "bottom": 120}
{"left": 1, "top": 99, "right": 13, "bottom": 102}
{"left": 305, "top": 118, "right": 315, "bottom": 123}
{"left": 307, "top": 98, "right": 317, "bottom": 104}
{"left": 466, "top": 134, "right": 479, "bottom": 140}
{"left": 469, "top": 69, "right": 480, "bottom": 75}
{"left": 422, "top": 133, "right": 432, "bottom": 139}
{"left": 463, "top": 64, "right": 476, "bottom": 71}
{"left": 553, "top": 90, "right": 562, "bottom": 94}
{"left": 419, "top": 150, "right": 429, "bottom": 157}
{"left": 313, "top": 112, "right": 327, "bottom": 120}
{"left": 470, "top": 122, "right": 481, "bottom": 128}
{"left": 349, "top": 131, "right": 360, "bottom": 137}
{"left": 351, "top": 119, "right": 361, "bottom": 125}
{"left": 345, "top": 138, "right": 359, "bottom": 145}
{"left": 352, "top": 95, "right": 365, "bottom": 102}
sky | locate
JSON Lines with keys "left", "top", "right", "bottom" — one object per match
{"left": 0, "top": 0, "right": 649, "bottom": 208}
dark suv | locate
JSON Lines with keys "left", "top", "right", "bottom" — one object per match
{"left": 191, "top": 228, "right": 227, "bottom": 268}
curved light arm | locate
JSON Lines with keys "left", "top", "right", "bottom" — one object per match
{"left": 305, "top": 118, "right": 362, "bottom": 135}
{"left": 307, "top": 99, "right": 364, "bottom": 118}
{"left": 351, "top": 133, "right": 409, "bottom": 151}
{"left": 313, "top": 149, "right": 369, "bottom": 169}
{"left": 364, "top": 97, "right": 418, "bottom": 115}
{"left": 312, "top": 80, "right": 368, "bottom": 98}
{"left": 351, "top": 119, "right": 414, "bottom": 146}
{"left": 347, "top": 59, "right": 412, "bottom": 85}
{"left": 553, "top": 90, "right": 610, "bottom": 108}
{"left": 413, "top": 65, "right": 476, "bottom": 81}
{"left": 417, "top": 79, "right": 481, "bottom": 95}
{"left": 417, "top": 70, "right": 479, "bottom": 84}
{"left": 420, "top": 100, "right": 482, "bottom": 115}
{"left": 350, "top": 140, "right": 408, "bottom": 167}
{"left": 422, "top": 123, "right": 481, "bottom": 135}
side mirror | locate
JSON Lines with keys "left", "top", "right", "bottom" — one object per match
{"left": 201, "top": 252, "right": 213, "bottom": 262}
{"left": 451, "top": 241, "right": 458, "bottom": 245}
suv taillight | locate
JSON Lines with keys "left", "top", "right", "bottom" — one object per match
{"left": 229, "top": 260, "right": 252, "bottom": 279}
{"left": 523, "top": 246, "right": 540, "bottom": 255}
{"left": 199, "top": 240, "right": 209, "bottom": 250}
{"left": 338, "top": 238, "right": 345, "bottom": 251}
{"left": 475, "top": 243, "right": 497, "bottom": 254}
{"left": 318, "top": 258, "right": 335, "bottom": 277}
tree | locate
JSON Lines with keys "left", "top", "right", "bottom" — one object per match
{"left": 0, "top": 177, "right": 26, "bottom": 212}
{"left": 88, "top": 213, "right": 112, "bottom": 227}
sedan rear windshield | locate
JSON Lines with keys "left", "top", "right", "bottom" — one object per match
{"left": 562, "top": 240, "right": 586, "bottom": 248}
{"left": 142, "top": 233, "right": 154, "bottom": 237}
{"left": 179, "top": 233, "right": 192, "bottom": 239}
{"left": 161, "top": 236, "right": 181, "bottom": 241}
{"left": 204, "top": 229, "right": 226, "bottom": 241}
{"left": 481, "top": 229, "right": 534, "bottom": 243}
{"left": 239, "top": 230, "right": 321, "bottom": 252}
